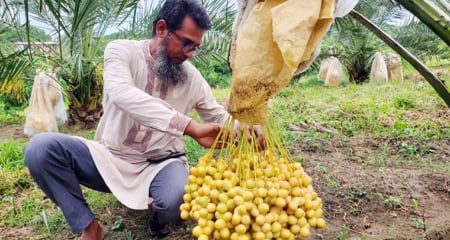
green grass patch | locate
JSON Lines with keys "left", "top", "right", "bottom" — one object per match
{"left": 271, "top": 77, "right": 449, "bottom": 143}
{"left": 85, "top": 190, "right": 120, "bottom": 209}
{"left": 0, "top": 108, "right": 25, "bottom": 124}
{"left": 212, "top": 87, "right": 231, "bottom": 100}
{"left": 0, "top": 140, "right": 26, "bottom": 172}
{"left": 184, "top": 136, "right": 208, "bottom": 166}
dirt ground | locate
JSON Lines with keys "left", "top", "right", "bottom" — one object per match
{"left": 292, "top": 137, "right": 450, "bottom": 240}
{"left": 1, "top": 123, "right": 449, "bottom": 240}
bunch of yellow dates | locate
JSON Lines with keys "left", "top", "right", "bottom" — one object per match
{"left": 180, "top": 122, "right": 325, "bottom": 240}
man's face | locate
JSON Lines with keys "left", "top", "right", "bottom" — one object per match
{"left": 164, "top": 16, "right": 204, "bottom": 64}
{"left": 154, "top": 16, "right": 204, "bottom": 86}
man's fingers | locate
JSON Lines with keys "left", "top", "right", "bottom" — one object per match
{"left": 246, "top": 126, "right": 252, "bottom": 141}
{"left": 206, "top": 124, "right": 265, "bottom": 150}
{"left": 253, "top": 125, "right": 265, "bottom": 150}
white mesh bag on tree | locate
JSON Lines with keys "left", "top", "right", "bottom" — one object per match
{"left": 318, "top": 57, "right": 332, "bottom": 81}
{"left": 369, "top": 52, "right": 388, "bottom": 83}
{"left": 386, "top": 53, "right": 403, "bottom": 82}
{"left": 325, "top": 57, "right": 344, "bottom": 86}
{"left": 24, "top": 70, "right": 66, "bottom": 136}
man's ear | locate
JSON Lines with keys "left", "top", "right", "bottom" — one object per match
{"left": 155, "top": 19, "right": 169, "bottom": 37}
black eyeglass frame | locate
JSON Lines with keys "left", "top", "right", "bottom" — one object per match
{"left": 170, "top": 31, "right": 202, "bottom": 54}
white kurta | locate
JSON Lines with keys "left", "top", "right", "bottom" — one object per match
{"left": 78, "top": 39, "right": 229, "bottom": 209}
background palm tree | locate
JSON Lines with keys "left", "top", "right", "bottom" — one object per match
{"left": 191, "top": 0, "right": 236, "bottom": 88}
{"left": 395, "top": 0, "right": 450, "bottom": 46}
{"left": 391, "top": 18, "right": 449, "bottom": 61}
{"left": 320, "top": 0, "right": 448, "bottom": 84}
{"left": 26, "top": 0, "right": 138, "bottom": 128}
{"left": 0, "top": 0, "right": 50, "bottom": 106}
{"left": 15, "top": 0, "right": 236, "bottom": 128}
{"left": 349, "top": 7, "right": 450, "bottom": 106}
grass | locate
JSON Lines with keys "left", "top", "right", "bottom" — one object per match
{"left": 0, "top": 102, "right": 26, "bottom": 124}
{"left": 271, "top": 75, "right": 449, "bottom": 143}
{"left": 0, "top": 67, "right": 448, "bottom": 238}
{"left": 211, "top": 87, "right": 231, "bottom": 100}
{"left": 314, "top": 164, "right": 338, "bottom": 189}
{"left": 0, "top": 140, "right": 26, "bottom": 171}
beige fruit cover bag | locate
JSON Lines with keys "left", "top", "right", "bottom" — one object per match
{"left": 228, "top": 0, "right": 335, "bottom": 125}
{"left": 180, "top": 2, "right": 361, "bottom": 239}
{"left": 24, "top": 70, "right": 67, "bottom": 136}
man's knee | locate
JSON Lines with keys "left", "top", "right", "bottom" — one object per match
{"left": 24, "top": 132, "right": 59, "bottom": 171}
{"left": 153, "top": 185, "right": 185, "bottom": 211}
{"left": 150, "top": 161, "right": 189, "bottom": 223}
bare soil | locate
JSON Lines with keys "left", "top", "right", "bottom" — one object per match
{"left": 0, "top": 122, "right": 30, "bottom": 143}
{"left": 292, "top": 137, "right": 450, "bottom": 240}
{"left": 1, "top": 124, "right": 449, "bottom": 240}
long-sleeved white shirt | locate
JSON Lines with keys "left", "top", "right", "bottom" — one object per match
{"left": 78, "top": 39, "right": 228, "bottom": 209}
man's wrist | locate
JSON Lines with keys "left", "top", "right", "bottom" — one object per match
{"left": 184, "top": 120, "right": 198, "bottom": 138}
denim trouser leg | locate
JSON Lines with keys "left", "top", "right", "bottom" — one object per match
{"left": 149, "top": 161, "right": 189, "bottom": 225}
{"left": 24, "top": 132, "right": 110, "bottom": 234}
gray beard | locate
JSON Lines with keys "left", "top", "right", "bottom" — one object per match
{"left": 154, "top": 40, "right": 187, "bottom": 87}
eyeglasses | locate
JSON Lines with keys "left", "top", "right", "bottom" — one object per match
{"left": 170, "top": 31, "right": 202, "bottom": 54}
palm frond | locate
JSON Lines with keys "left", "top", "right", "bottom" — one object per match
{"left": 191, "top": 0, "right": 236, "bottom": 67}
{"left": 0, "top": 52, "right": 31, "bottom": 102}
{"left": 396, "top": 0, "right": 450, "bottom": 46}
{"left": 203, "top": 0, "right": 236, "bottom": 35}
{"left": 121, "top": 0, "right": 163, "bottom": 39}
{"left": 393, "top": 21, "right": 449, "bottom": 60}
{"left": 1, "top": 0, "right": 22, "bottom": 23}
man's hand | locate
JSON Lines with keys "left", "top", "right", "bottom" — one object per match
{"left": 184, "top": 120, "right": 224, "bottom": 148}
{"left": 184, "top": 120, "right": 265, "bottom": 150}
{"left": 244, "top": 125, "right": 265, "bottom": 150}
{"left": 234, "top": 122, "right": 265, "bottom": 151}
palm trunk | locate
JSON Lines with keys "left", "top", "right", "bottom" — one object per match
{"left": 24, "top": 0, "right": 33, "bottom": 60}
{"left": 349, "top": 10, "right": 450, "bottom": 107}
{"left": 395, "top": 0, "right": 450, "bottom": 46}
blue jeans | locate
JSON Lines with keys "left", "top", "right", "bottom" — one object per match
{"left": 24, "top": 132, "right": 188, "bottom": 234}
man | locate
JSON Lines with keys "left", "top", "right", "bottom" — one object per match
{"left": 24, "top": 0, "right": 237, "bottom": 239}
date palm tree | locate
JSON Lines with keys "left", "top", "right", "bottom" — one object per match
{"left": 13, "top": 0, "right": 235, "bottom": 128}
{"left": 322, "top": 0, "right": 448, "bottom": 81}
{"left": 23, "top": 0, "right": 140, "bottom": 128}
{"left": 395, "top": 0, "right": 450, "bottom": 46}
{"left": 349, "top": 0, "right": 450, "bottom": 106}
{"left": 0, "top": 0, "right": 33, "bottom": 105}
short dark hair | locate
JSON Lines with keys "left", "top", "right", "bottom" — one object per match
{"left": 152, "top": 0, "right": 212, "bottom": 37}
